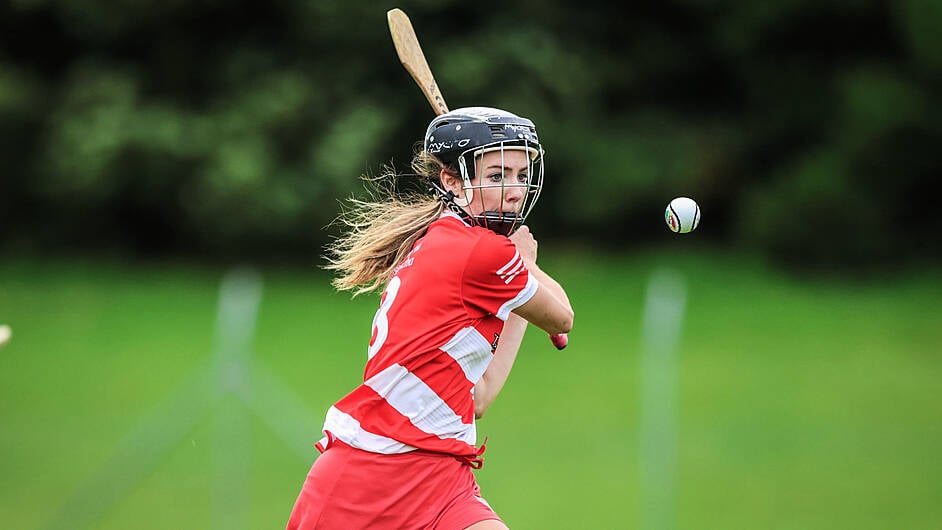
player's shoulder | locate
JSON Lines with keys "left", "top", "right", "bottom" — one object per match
{"left": 419, "top": 214, "right": 516, "bottom": 274}
{"left": 463, "top": 228, "right": 521, "bottom": 279}
{"left": 410, "top": 214, "right": 473, "bottom": 266}
{"left": 421, "top": 214, "right": 526, "bottom": 293}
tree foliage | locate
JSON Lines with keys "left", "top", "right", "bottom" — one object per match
{"left": 1, "top": 0, "right": 937, "bottom": 268}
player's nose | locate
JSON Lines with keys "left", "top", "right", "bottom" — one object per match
{"left": 503, "top": 185, "right": 524, "bottom": 206}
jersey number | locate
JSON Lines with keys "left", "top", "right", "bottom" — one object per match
{"left": 368, "top": 276, "right": 401, "bottom": 359}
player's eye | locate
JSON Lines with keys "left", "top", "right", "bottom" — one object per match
{"left": 486, "top": 173, "right": 528, "bottom": 184}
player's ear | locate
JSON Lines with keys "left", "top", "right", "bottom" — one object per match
{"left": 440, "top": 169, "right": 461, "bottom": 194}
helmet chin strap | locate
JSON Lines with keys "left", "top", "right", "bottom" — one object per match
{"left": 428, "top": 179, "right": 476, "bottom": 226}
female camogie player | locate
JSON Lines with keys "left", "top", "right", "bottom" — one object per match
{"left": 286, "top": 107, "right": 573, "bottom": 529}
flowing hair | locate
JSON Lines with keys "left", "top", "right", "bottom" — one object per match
{"left": 325, "top": 149, "right": 447, "bottom": 296}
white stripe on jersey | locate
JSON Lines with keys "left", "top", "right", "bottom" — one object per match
{"left": 497, "top": 251, "right": 521, "bottom": 275}
{"left": 365, "top": 364, "right": 477, "bottom": 445}
{"left": 501, "top": 258, "right": 527, "bottom": 284}
{"left": 440, "top": 326, "right": 493, "bottom": 384}
{"left": 496, "top": 274, "right": 539, "bottom": 321}
{"left": 322, "top": 405, "right": 417, "bottom": 453}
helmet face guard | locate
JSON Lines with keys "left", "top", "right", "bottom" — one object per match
{"left": 424, "top": 107, "right": 545, "bottom": 236}
{"left": 453, "top": 142, "right": 544, "bottom": 236}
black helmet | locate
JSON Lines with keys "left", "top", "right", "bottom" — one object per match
{"left": 425, "top": 107, "right": 540, "bottom": 169}
{"left": 424, "top": 107, "right": 544, "bottom": 235}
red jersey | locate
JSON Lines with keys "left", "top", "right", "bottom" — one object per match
{"left": 318, "top": 212, "right": 537, "bottom": 457}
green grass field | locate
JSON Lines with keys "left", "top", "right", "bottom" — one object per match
{"left": 1, "top": 250, "right": 940, "bottom": 529}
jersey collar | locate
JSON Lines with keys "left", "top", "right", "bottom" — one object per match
{"left": 439, "top": 210, "right": 471, "bottom": 227}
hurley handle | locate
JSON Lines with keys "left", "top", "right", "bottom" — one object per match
{"left": 549, "top": 333, "right": 568, "bottom": 350}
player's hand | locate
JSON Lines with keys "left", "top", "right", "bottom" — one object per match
{"left": 509, "top": 225, "right": 538, "bottom": 266}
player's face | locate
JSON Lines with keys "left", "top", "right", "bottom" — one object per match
{"left": 466, "top": 149, "right": 531, "bottom": 216}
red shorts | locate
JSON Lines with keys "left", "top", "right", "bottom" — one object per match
{"left": 286, "top": 438, "right": 502, "bottom": 529}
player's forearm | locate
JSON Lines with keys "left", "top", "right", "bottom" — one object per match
{"left": 474, "top": 313, "right": 529, "bottom": 419}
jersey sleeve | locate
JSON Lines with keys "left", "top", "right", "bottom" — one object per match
{"left": 462, "top": 233, "right": 539, "bottom": 320}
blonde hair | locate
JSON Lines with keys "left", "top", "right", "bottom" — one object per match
{"left": 325, "top": 150, "right": 447, "bottom": 296}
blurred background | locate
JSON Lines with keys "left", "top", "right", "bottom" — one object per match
{"left": 1, "top": 1, "right": 940, "bottom": 529}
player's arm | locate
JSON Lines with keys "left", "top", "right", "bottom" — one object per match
{"left": 508, "top": 226, "right": 573, "bottom": 335}
{"left": 474, "top": 313, "right": 528, "bottom": 419}
{"left": 475, "top": 269, "right": 572, "bottom": 420}
{"left": 511, "top": 264, "right": 573, "bottom": 335}
{"left": 466, "top": 228, "right": 572, "bottom": 417}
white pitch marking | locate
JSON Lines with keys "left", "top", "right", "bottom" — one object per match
{"left": 639, "top": 268, "right": 687, "bottom": 530}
